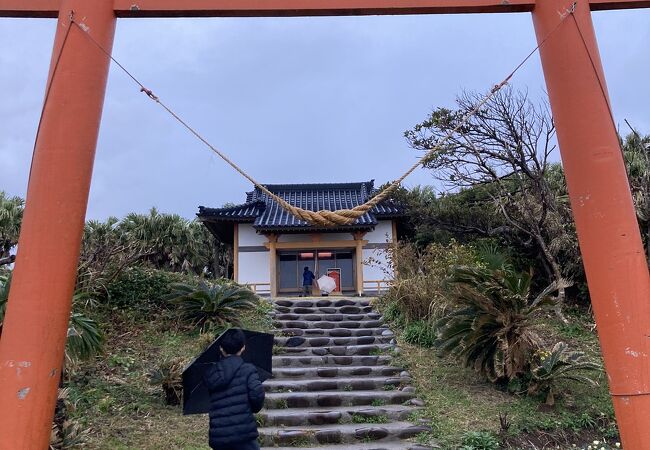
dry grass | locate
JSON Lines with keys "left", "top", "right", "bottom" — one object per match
{"left": 66, "top": 300, "right": 274, "bottom": 449}
{"left": 391, "top": 305, "right": 617, "bottom": 449}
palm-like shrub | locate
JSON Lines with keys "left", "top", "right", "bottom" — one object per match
{"left": 50, "top": 388, "right": 90, "bottom": 449}
{"left": 66, "top": 312, "right": 103, "bottom": 361}
{"left": 167, "top": 281, "right": 259, "bottom": 330}
{"left": 148, "top": 357, "right": 185, "bottom": 405}
{"left": 435, "top": 266, "right": 560, "bottom": 382}
{"left": 527, "top": 341, "right": 602, "bottom": 406}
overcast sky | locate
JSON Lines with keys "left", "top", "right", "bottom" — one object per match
{"left": 1, "top": 9, "right": 648, "bottom": 221}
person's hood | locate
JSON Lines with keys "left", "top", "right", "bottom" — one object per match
{"left": 211, "top": 355, "right": 245, "bottom": 390}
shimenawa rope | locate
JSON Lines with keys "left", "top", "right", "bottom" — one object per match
{"left": 65, "top": 6, "right": 574, "bottom": 227}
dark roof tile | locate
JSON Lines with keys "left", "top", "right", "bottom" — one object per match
{"left": 198, "top": 181, "right": 402, "bottom": 231}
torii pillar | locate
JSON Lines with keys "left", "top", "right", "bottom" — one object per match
{"left": 0, "top": 0, "right": 649, "bottom": 449}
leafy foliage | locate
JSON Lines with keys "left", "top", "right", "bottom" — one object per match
{"left": 0, "top": 271, "right": 10, "bottom": 333}
{"left": 0, "top": 192, "right": 23, "bottom": 263}
{"left": 528, "top": 341, "right": 602, "bottom": 406}
{"left": 379, "top": 241, "right": 477, "bottom": 322}
{"left": 402, "top": 321, "right": 437, "bottom": 348}
{"left": 148, "top": 357, "right": 185, "bottom": 406}
{"left": 459, "top": 430, "right": 500, "bottom": 450}
{"left": 106, "top": 267, "right": 194, "bottom": 310}
{"left": 167, "top": 281, "right": 259, "bottom": 330}
{"left": 118, "top": 208, "right": 220, "bottom": 275}
{"left": 66, "top": 312, "right": 103, "bottom": 361}
{"left": 50, "top": 388, "right": 90, "bottom": 450}
{"left": 435, "top": 266, "right": 559, "bottom": 382}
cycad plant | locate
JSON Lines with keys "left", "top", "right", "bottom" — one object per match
{"left": 435, "top": 266, "right": 560, "bottom": 382}
{"left": 167, "top": 281, "right": 258, "bottom": 330}
{"left": 66, "top": 312, "right": 103, "bottom": 361}
{"left": 148, "top": 357, "right": 185, "bottom": 405}
{"left": 527, "top": 341, "right": 602, "bottom": 406}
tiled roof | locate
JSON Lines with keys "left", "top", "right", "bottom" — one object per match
{"left": 198, "top": 181, "right": 403, "bottom": 231}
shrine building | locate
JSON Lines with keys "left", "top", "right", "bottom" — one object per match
{"left": 198, "top": 181, "right": 403, "bottom": 297}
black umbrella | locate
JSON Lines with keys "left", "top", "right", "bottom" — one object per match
{"left": 182, "top": 328, "right": 274, "bottom": 415}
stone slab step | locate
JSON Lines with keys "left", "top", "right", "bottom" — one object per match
{"left": 258, "top": 421, "right": 430, "bottom": 446}
{"left": 275, "top": 299, "right": 372, "bottom": 308}
{"left": 277, "top": 343, "right": 395, "bottom": 357}
{"left": 278, "top": 327, "right": 393, "bottom": 338}
{"left": 264, "top": 390, "right": 415, "bottom": 409}
{"left": 274, "top": 305, "right": 374, "bottom": 315}
{"left": 275, "top": 335, "right": 394, "bottom": 348}
{"left": 274, "top": 319, "right": 385, "bottom": 329}
{"left": 273, "top": 313, "right": 382, "bottom": 322}
{"left": 258, "top": 404, "right": 421, "bottom": 427}
{"left": 265, "top": 376, "right": 411, "bottom": 393}
{"left": 272, "top": 365, "right": 406, "bottom": 379}
{"left": 263, "top": 443, "right": 434, "bottom": 450}
{"left": 272, "top": 355, "right": 393, "bottom": 368}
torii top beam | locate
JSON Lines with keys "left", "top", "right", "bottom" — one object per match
{"left": 1, "top": 0, "right": 649, "bottom": 18}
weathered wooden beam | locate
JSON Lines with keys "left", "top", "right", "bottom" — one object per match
{"left": 1, "top": 0, "right": 649, "bottom": 18}
{"left": 590, "top": 0, "right": 650, "bottom": 10}
{"left": 113, "top": 0, "right": 535, "bottom": 17}
{"left": 0, "top": 0, "right": 60, "bottom": 17}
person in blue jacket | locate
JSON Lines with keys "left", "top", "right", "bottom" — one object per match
{"left": 204, "top": 329, "right": 265, "bottom": 450}
{"left": 302, "top": 266, "right": 315, "bottom": 297}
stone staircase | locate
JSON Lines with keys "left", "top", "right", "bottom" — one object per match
{"left": 259, "top": 297, "right": 433, "bottom": 450}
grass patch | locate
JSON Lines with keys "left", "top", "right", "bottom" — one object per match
{"left": 376, "top": 300, "right": 616, "bottom": 449}
{"left": 65, "top": 296, "right": 274, "bottom": 449}
{"left": 350, "top": 414, "right": 390, "bottom": 424}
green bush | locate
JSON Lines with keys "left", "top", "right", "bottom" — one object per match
{"left": 380, "top": 241, "right": 478, "bottom": 322}
{"left": 66, "top": 312, "right": 103, "bottom": 361}
{"left": 167, "top": 281, "right": 259, "bottom": 331}
{"left": 460, "top": 431, "right": 500, "bottom": 450}
{"left": 527, "top": 341, "right": 602, "bottom": 406}
{"left": 106, "top": 267, "right": 196, "bottom": 310}
{"left": 402, "top": 321, "right": 437, "bottom": 348}
{"left": 0, "top": 271, "right": 10, "bottom": 334}
{"left": 435, "top": 266, "right": 557, "bottom": 382}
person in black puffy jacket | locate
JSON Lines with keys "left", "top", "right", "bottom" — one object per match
{"left": 204, "top": 329, "right": 265, "bottom": 450}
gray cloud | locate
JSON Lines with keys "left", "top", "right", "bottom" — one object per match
{"left": 1, "top": 10, "right": 648, "bottom": 220}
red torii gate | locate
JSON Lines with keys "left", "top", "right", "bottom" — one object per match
{"left": 0, "top": 0, "right": 649, "bottom": 448}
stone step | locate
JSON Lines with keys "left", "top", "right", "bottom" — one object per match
{"left": 258, "top": 421, "right": 430, "bottom": 447}
{"left": 275, "top": 299, "right": 372, "bottom": 308}
{"left": 264, "top": 390, "right": 415, "bottom": 409}
{"left": 274, "top": 305, "right": 374, "bottom": 315}
{"left": 274, "top": 319, "right": 385, "bottom": 329}
{"left": 265, "top": 376, "right": 411, "bottom": 393}
{"left": 272, "top": 355, "right": 393, "bottom": 368}
{"left": 276, "top": 343, "right": 395, "bottom": 357}
{"left": 275, "top": 335, "right": 394, "bottom": 348}
{"left": 273, "top": 312, "right": 382, "bottom": 322}
{"left": 278, "top": 327, "right": 393, "bottom": 338}
{"left": 272, "top": 365, "right": 407, "bottom": 379}
{"left": 258, "top": 404, "right": 421, "bottom": 427}
{"left": 263, "top": 443, "right": 434, "bottom": 450}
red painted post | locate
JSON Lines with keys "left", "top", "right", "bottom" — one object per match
{"left": 0, "top": 1, "right": 115, "bottom": 448}
{"left": 532, "top": 1, "right": 650, "bottom": 447}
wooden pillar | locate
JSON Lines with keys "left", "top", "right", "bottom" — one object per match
{"left": 233, "top": 224, "right": 239, "bottom": 282}
{"left": 532, "top": 2, "right": 650, "bottom": 447}
{"left": 353, "top": 232, "right": 365, "bottom": 296}
{"left": 267, "top": 233, "right": 279, "bottom": 298}
{"left": 0, "top": 2, "right": 116, "bottom": 448}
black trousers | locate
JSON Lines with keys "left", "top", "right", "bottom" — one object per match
{"left": 212, "top": 441, "right": 260, "bottom": 450}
